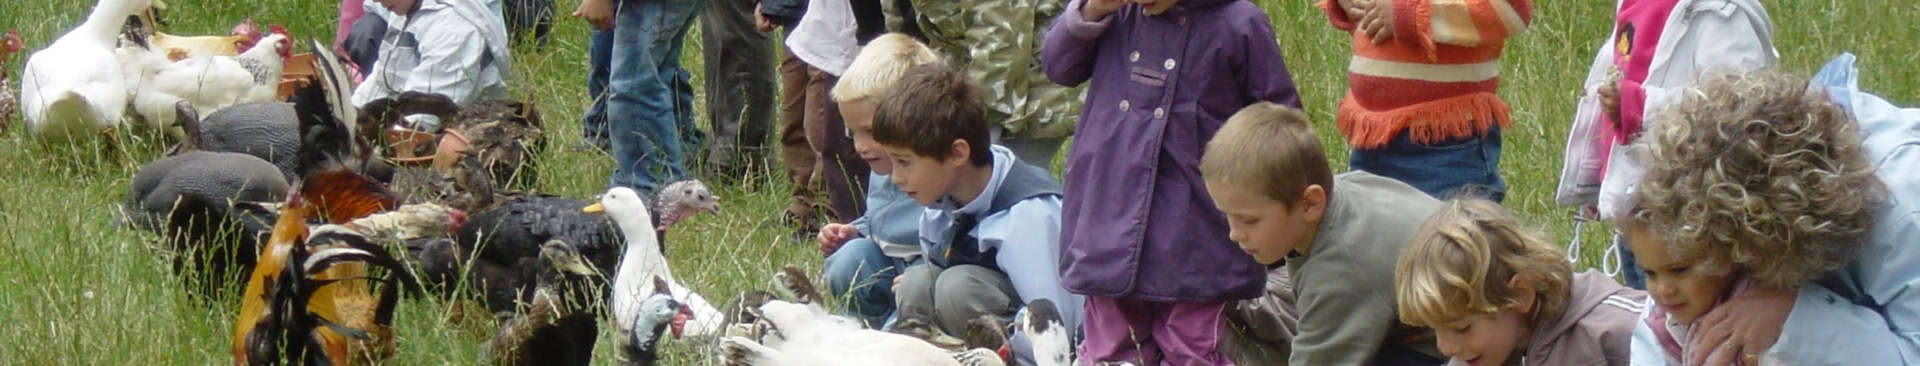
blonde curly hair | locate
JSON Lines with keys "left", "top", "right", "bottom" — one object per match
{"left": 1631, "top": 70, "right": 1885, "bottom": 289}
{"left": 1396, "top": 198, "right": 1572, "bottom": 327}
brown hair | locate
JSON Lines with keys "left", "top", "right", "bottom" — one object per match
{"left": 870, "top": 64, "right": 992, "bottom": 166}
{"left": 1200, "top": 103, "right": 1334, "bottom": 207}
{"left": 1631, "top": 70, "right": 1883, "bottom": 288}
{"left": 1396, "top": 198, "right": 1573, "bottom": 327}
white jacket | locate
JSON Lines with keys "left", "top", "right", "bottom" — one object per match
{"left": 784, "top": 0, "right": 859, "bottom": 76}
{"left": 1557, "top": 0, "right": 1776, "bottom": 218}
{"left": 351, "top": 0, "right": 511, "bottom": 130}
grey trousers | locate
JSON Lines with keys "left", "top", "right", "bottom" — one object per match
{"left": 896, "top": 264, "right": 1018, "bottom": 335}
{"left": 699, "top": 0, "right": 776, "bottom": 176}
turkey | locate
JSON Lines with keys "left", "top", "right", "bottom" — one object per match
{"left": 586, "top": 186, "right": 727, "bottom": 363}
{"left": 482, "top": 242, "right": 685, "bottom": 366}
{"left": 448, "top": 194, "right": 624, "bottom": 313}
{"left": 128, "top": 28, "right": 292, "bottom": 131}
{"left": 21, "top": 0, "right": 152, "bottom": 140}
{"left": 2, "top": 29, "right": 23, "bottom": 132}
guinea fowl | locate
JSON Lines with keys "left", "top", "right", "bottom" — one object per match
{"left": 233, "top": 40, "right": 409, "bottom": 364}
{"left": 171, "top": 102, "right": 302, "bottom": 180}
{"left": 122, "top": 101, "right": 288, "bottom": 294}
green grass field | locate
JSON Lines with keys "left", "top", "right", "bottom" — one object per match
{"left": 0, "top": 0, "right": 1915, "bottom": 363}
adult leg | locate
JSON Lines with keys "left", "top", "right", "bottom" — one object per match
{"left": 581, "top": 28, "right": 615, "bottom": 149}
{"left": 778, "top": 46, "right": 820, "bottom": 229}
{"left": 699, "top": 0, "right": 776, "bottom": 179}
{"left": 608, "top": 0, "right": 684, "bottom": 194}
{"left": 809, "top": 72, "right": 870, "bottom": 223}
{"left": 1080, "top": 297, "right": 1162, "bottom": 365}
{"left": 1348, "top": 127, "right": 1507, "bottom": 202}
{"left": 823, "top": 238, "right": 903, "bottom": 328}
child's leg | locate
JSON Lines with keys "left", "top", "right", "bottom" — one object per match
{"left": 607, "top": 0, "right": 690, "bottom": 193}
{"left": 580, "top": 28, "right": 614, "bottom": 149}
{"left": 894, "top": 263, "right": 944, "bottom": 328}
{"left": 1349, "top": 127, "right": 1508, "bottom": 202}
{"left": 1148, "top": 301, "right": 1234, "bottom": 365}
{"left": 1614, "top": 231, "right": 1645, "bottom": 289}
{"left": 823, "top": 238, "right": 902, "bottom": 328}
{"left": 928, "top": 265, "right": 1019, "bottom": 334}
{"left": 655, "top": 0, "right": 706, "bottom": 156}
{"left": 1081, "top": 297, "right": 1163, "bottom": 365}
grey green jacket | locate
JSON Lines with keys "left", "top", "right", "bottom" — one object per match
{"left": 908, "top": 0, "right": 1083, "bottom": 139}
{"left": 1287, "top": 171, "right": 1442, "bottom": 365}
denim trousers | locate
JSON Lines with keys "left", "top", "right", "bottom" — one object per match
{"left": 584, "top": 0, "right": 707, "bottom": 194}
{"left": 823, "top": 238, "right": 910, "bottom": 328}
{"left": 1349, "top": 127, "right": 1507, "bottom": 202}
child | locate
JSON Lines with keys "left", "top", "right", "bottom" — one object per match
{"left": 1396, "top": 198, "right": 1644, "bottom": 366}
{"left": 814, "top": 33, "right": 944, "bottom": 328}
{"left": 1556, "top": 0, "right": 1775, "bottom": 289}
{"left": 871, "top": 64, "right": 1083, "bottom": 361}
{"left": 1625, "top": 68, "right": 1909, "bottom": 365}
{"left": 1201, "top": 102, "right": 1444, "bottom": 365}
{"left": 1324, "top": 0, "right": 1532, "bottom": 201}
{"left": 1041, "top": 0, "right": 1301, "bottom": 363}
{"left": 351, "top": 0, "right": 512, "bottom": 132}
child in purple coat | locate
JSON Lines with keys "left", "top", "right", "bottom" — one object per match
{"left": 1041, "top": 0, "right": 1300, "bottom": 363}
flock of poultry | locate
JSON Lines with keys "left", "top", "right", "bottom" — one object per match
{"left": 1, "top": 0, "right": 1082, "bottom": 365}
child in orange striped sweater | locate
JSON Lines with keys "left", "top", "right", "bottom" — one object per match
{"left": 1324, "top": 0, "right": 1532, "bottom": 202}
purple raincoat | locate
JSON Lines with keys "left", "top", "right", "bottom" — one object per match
{"left": 1043, "top": 0, "right": 1301, "bottom": 302}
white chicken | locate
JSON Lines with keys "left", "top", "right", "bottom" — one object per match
{"left": 581, "top": 187, "right": 727, "bottom": 356}
{"left": 19, "top": 0, "right": 151, "bottom": 140}
{"left": 128, "top": 28, "right": 291, "bottom": 131}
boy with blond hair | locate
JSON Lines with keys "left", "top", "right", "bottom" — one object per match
{"left": 1201, "top": 102, "right": 1443, "bottom": 365}
{"left": 814, "top": 33, "right": 945, "bottom": 328}
{"left": 1396, "top": 198, "right": 1643, "bottom": 366}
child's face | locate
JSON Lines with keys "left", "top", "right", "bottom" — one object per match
{"left": 839, "top": 99, "right": 892, "bottom": 174}
{"left": 1625, "top": 223, "right": 1733, "bottom": 323}
{"left": 1203, "top": 182, "right": 1325, "bottom": 265}
{"left": 886, "top": 145, "right": 965, "bottom": 206}
{"left": 1136, "top": 0, "right": 1181, "bottom": 15}
{"left": 1434, "top": 308, "right": 1531, "bottom": 366}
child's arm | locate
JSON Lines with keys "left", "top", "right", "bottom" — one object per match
{"left": 1318, "top": 0, "right": 1363, "bottom": 31}
{"left": 1239, "top": 15, "right": 1303, "bottom": 109}
{"left": 1612, "top": 7, "right": 1773, "bottom": 143}
{"left": 989, "top": 199, "right": 1084, "bottom": 331}
{"left": 1039, "top": 0, "right": 1117, "bottom": 87}
{"left": 1379, "top": 0, "right": 1533, "bottom": 53}
{"left": 1289, "top": 265, "right": 1398, "bottom": 365}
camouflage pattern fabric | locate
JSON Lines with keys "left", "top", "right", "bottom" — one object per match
{"left": 911, "top": 0, "right": 1084, "bottom": 139}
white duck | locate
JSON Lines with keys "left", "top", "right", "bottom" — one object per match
{"left": 582, "top": 187, "right": 724, "bottom": 351}
{"left": 20, "top": 0, "right": 151, "bottom": 140}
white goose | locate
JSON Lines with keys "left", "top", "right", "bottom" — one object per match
{"left": 20, "top": 0, "right": 150, "bottom": 140}
{"left": 583, "top": 187, "right": 724, "bottom": 355}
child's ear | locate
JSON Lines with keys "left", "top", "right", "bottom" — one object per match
{"left": 1300, "top": 184, "right": 1328, "bottom": 223}
{"left": 948, "top": 139, "right": 971, "bottom": 166}
{"left": 1508, "top": 275, "right": 1538, "bottom": 315}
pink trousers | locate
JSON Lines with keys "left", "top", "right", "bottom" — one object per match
{"left": 1080, "top": 297, "right": 1233, "bottom": 366}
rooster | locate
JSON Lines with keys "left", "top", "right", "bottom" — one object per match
{"left": 129, "top": 27, "right": 292, "bottom": 131}
{"left": 21, "top": 0, "right": 152, "bottom": 140}
{"left": 2, "top": 29, "right": 24, "bottom": 132}
{"left": 232, "top": 40, "right": 400, "bottom": 365}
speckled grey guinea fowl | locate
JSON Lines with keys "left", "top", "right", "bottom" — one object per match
{"left": 123, "top": 101, "right": 288, "bottom": 294}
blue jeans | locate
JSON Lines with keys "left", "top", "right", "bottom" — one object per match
{"left": 824, "top": 238, "right": 909, "bottom": 328}
{"left": 601, "top": 0, "right": 706, "bottom": 194}
{"left": 582, "top": 28, "right": 613, "bottom": 148}
{"left": 1350, "top": 127, "right": 1507, "bottom": 202}
{"left": 1614, "top": 232, "right": 1645, "bottom": 289}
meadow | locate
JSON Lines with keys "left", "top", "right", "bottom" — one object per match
{"left": 0, "top": 0, "right": 1914, "bottom": 363}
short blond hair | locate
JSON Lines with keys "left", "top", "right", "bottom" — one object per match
{"left": 831, "top": 33, "right": 944, "bottom": 103}
{"left": 1632, "top": 70, "right": 1882, "bottom": 289}
{"left": 1200, "top": 103, "right": 1332, "bottom": 207}
{"left": 1396, "top": 199, "right": 1573, "bottom": 328}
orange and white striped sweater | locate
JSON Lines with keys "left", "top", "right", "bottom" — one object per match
{"left": 1321, "top": 0, "right": 1532, "bottom": 149}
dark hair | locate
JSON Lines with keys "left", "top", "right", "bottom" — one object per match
{"left": 870, "top": 64, "right": 992, "bottom": 166}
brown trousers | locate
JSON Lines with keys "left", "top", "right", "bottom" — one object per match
{"left": 777, "top": 46, "right": 870, "bottom": 225}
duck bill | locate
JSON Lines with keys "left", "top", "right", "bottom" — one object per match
{"left": 582, "top": 203, "right": 604, "bottom": 214}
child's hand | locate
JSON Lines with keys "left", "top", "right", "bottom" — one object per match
{"left": 571, "top": 0, "right": 615, "bottom": 31}
{"left": 892, "top": 272, "right": 906, "bottom": 294}
{"left": 1082, "top": 0, "right": 1128, "bottom": 21}
{"left": 817, "top": 223, "right": 858, "bottom": 257}
{"left": 1356, "top": 0, "right": 1394, "bottom": 43}
{"left": 754, "top": 3, "right": 776, "bottom": 32}
{"left": 1598, "top": 80, "right": 1622, "bottom": 126}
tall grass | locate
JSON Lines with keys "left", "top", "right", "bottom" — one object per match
{"left": 0, "top": 0, "right": 1914, "bottom": 363}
